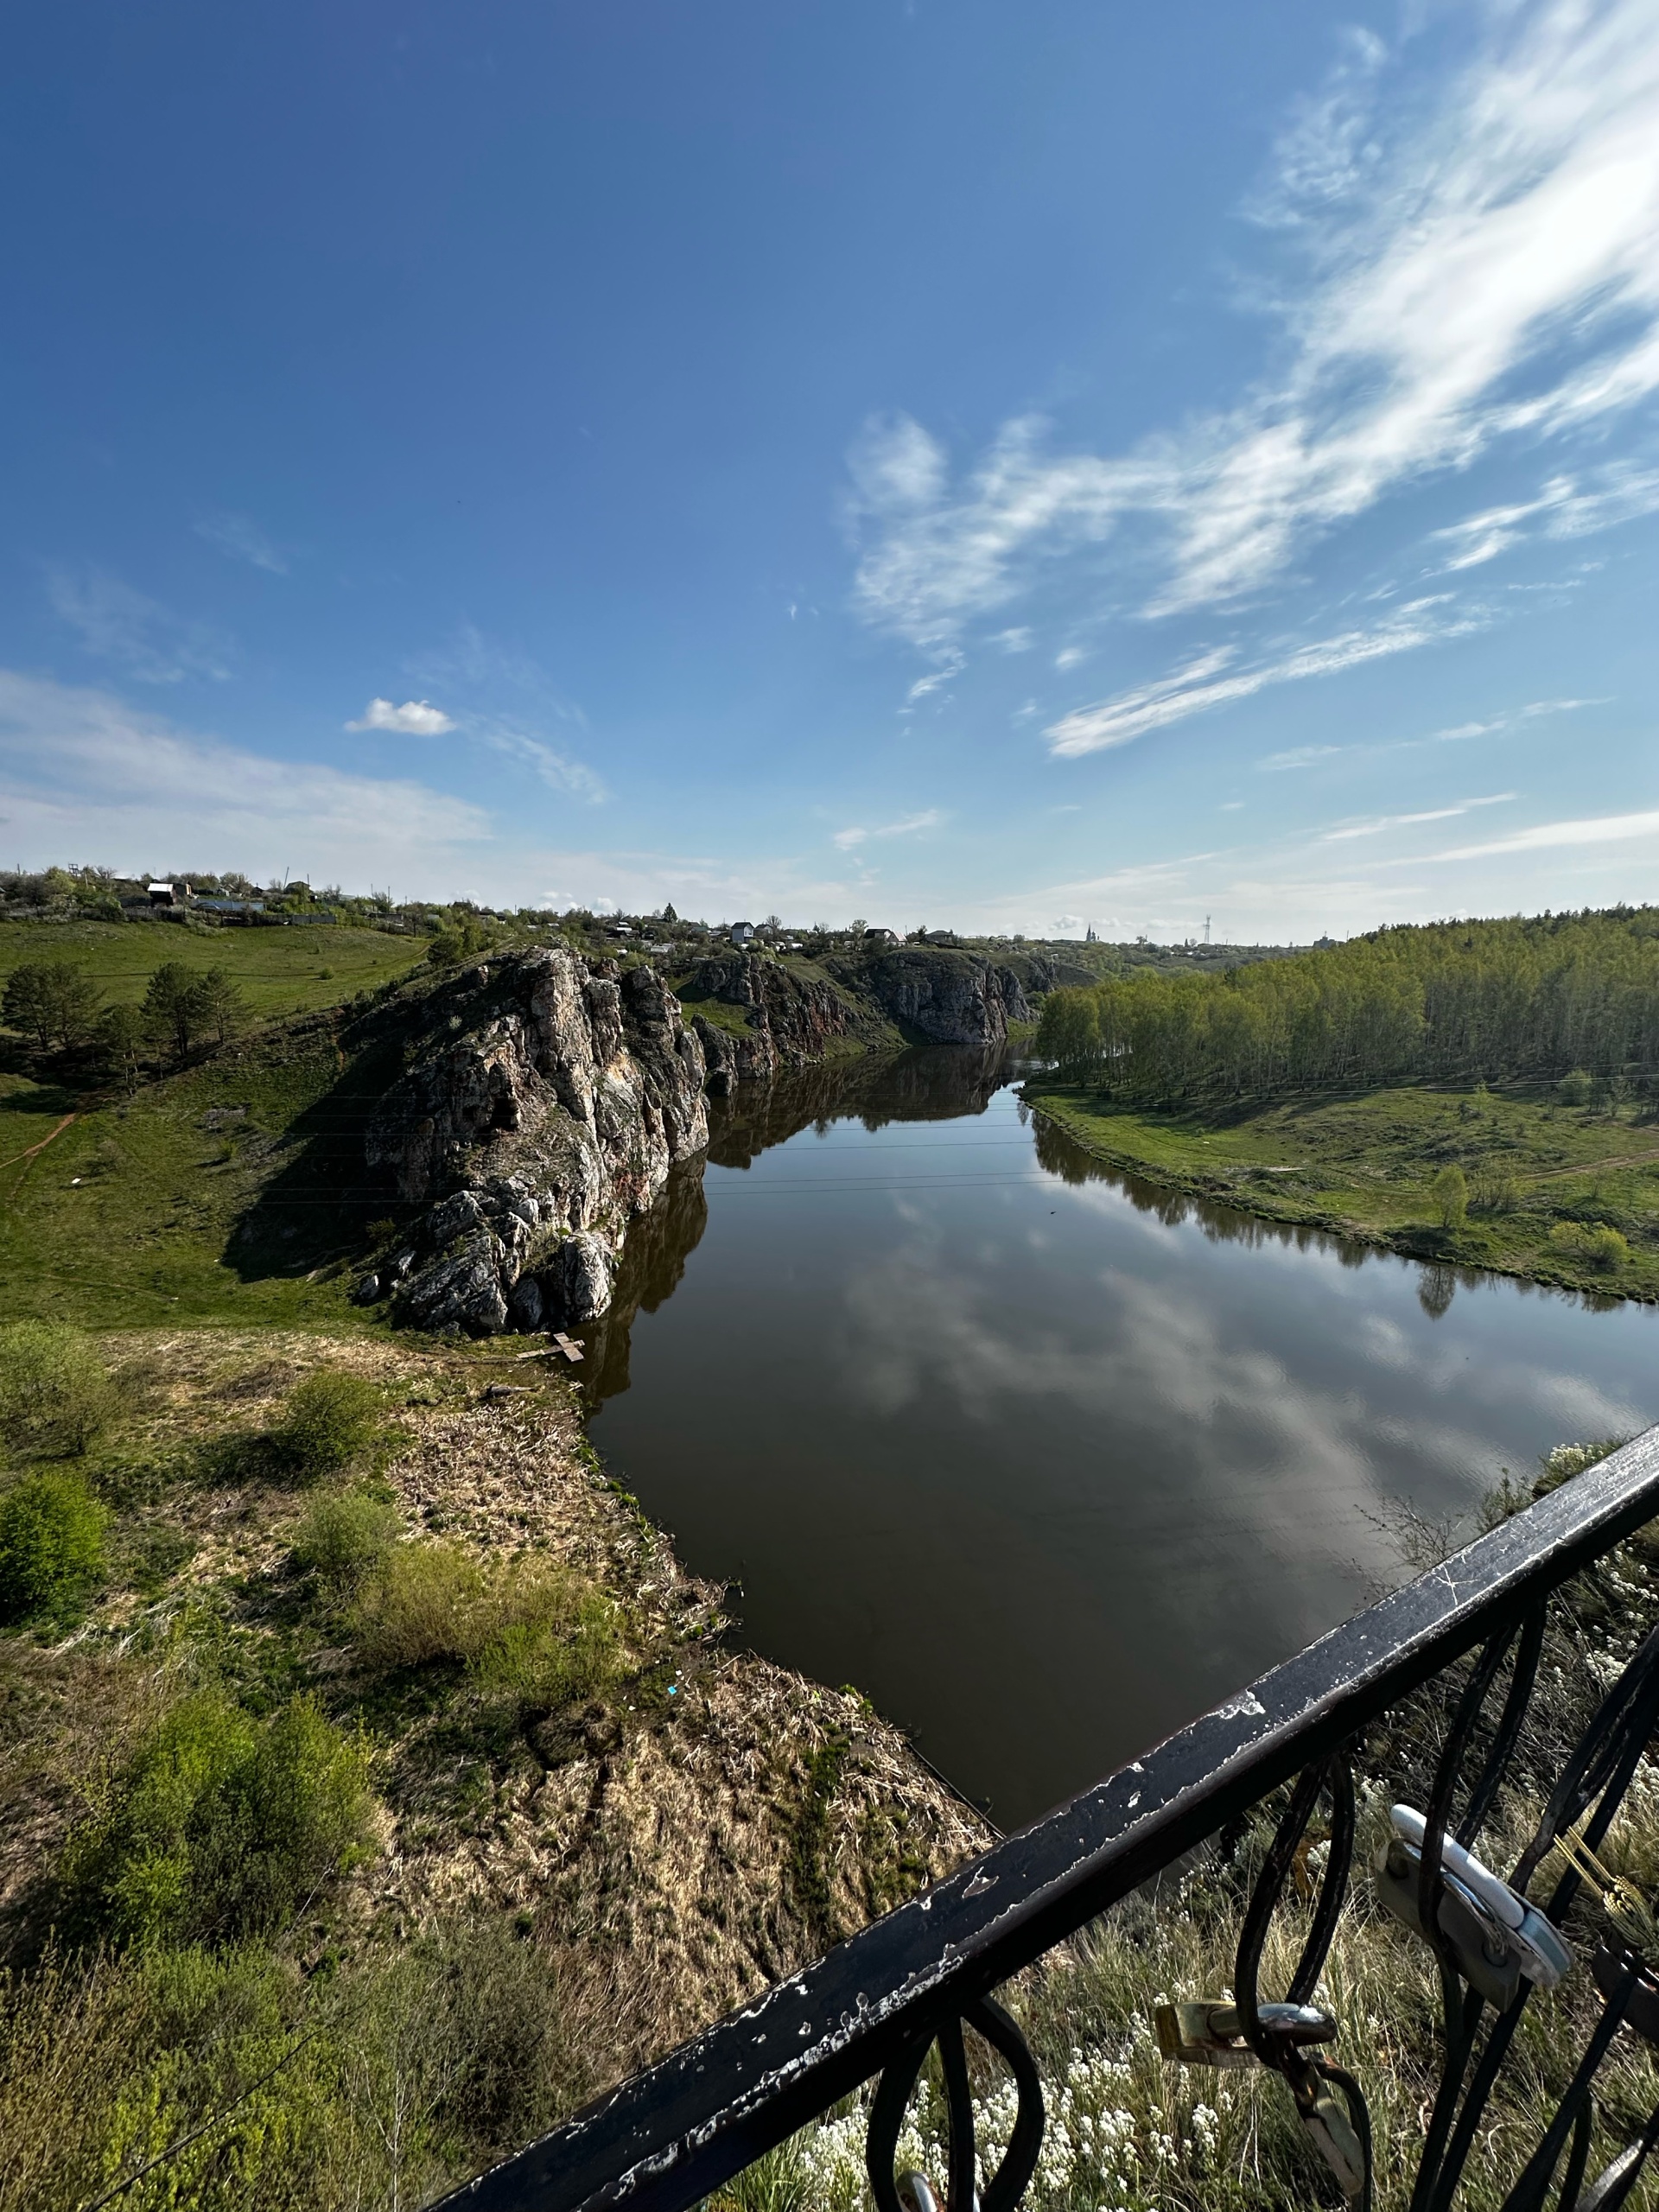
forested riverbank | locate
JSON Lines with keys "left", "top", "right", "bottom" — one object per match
{"left": 1030, "top": 910, "right": 1659, "bottom": 1300}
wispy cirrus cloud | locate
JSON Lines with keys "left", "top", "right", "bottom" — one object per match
{"left": 346, "top": 696, "right": 458, "bottom": 735}
{"left": 1044, "top": 598, "right": 1490, "bottom": 757}
{"left": 45, "top": 563, "right": 234, "bottom": 683}
{"left": 1432, "top": 808, "right": 1659, "bottom": 862}
{"left": 849, "top": 0, "right": 1659, "bottom": 726}
{"left": 1321, "top": 793, "right": 1516, "bottom": 842}
{"left": 194, "top": 511, "right": 289, "bottom": 575}
{"left": 833, "top": 808, "right": 945, "bottom": 851}
{"left": 406, "top": 625, "right": 607, "bottom": 802}
{"left": 1428, "top": 465, "right": 1659, "bottom": 571}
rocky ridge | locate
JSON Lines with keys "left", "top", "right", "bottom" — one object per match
{"left": 359, "top": 947, "right": 707, "bottom": 1337}
{"left": 351, "top": 941, "right": 1030, "bottom": 1338}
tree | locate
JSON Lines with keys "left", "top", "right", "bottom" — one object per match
{"left": 193, "top": 967, "right": 249, "bottom": 1046}
{"left": 2, "top": 961, "right": 105, "bottom": 1050}
{"left": 93, "top": 1003, "right": 144, "bottom": 1091}
{"left": 143, "top": 962, "right": 207, "bottom": 1065}
{"left": 1035, "top": 988, "right": 1103, "bottom": 1079}
{"left": 1432, "top": 1164, "right": 1468, "bottom": 1230}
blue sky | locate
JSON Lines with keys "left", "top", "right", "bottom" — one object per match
{"left": 2, "top": 0, "right": 1656, "bottom": 939}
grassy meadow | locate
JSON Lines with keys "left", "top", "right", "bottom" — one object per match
{"left": 1026, "top": 1078, "right": 1659, "bottom": 1300}
{"left": 0, "top": 918, "right": 428, "bottom": 1332}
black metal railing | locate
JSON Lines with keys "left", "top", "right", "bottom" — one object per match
{"left": 435, "top": 1427, "right": 1659, "bottom": 2212}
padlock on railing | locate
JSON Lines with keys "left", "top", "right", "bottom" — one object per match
{"left": 1155, "top": 1999, "right": 1337, "bottom": 2069}
{"left": 1374, "top": 1804, "right": 1571, "bottom": 2005}
{"left": 1294, "top": 2068, "right": 1369, "bottom": 2200}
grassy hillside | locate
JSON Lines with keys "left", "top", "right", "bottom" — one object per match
{"left": 1027, "top": 1078, "right": 1659, "bottom": 1300}
{"left": 0, "top": 919, "right": 435, "bottom": 1332}
{"left": 0, "top": 915, "right": 426, "bottom": 1017}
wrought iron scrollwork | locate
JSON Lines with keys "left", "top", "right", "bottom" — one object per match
{"left": 866, "top": 1995, "right": 1044, "bottom": 2212}
{"left": 1403, "top": 1605, "right": 1659, "bottom": 2212}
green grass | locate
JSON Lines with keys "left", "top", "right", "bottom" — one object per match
{"left": 0, "top": 1012, "right": 402, "bottom": 1332}
{"left": 0, "top": 920, "right": 427, "bottom": 1330}
{"left": 0, "top": 916, "right": 426, "bottom": 1020}
{"left": 1026, "top": 1077, "right": 1659, "bottom": 1300}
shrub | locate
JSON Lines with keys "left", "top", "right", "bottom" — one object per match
{"left": 472, "top": 1582, "right": 624, "bottom": 1716}
{"left": 351, "top": 1540, "right": 488, "bottom": 1666}
{"left": 0, "top": 1321, "right": 114, "bottom": 1457}
{"left": 275, "top": 1370, "right": 384, "bottom": 1479}
{"left": 1431, "top": 1162, "right": 1467, "bottom": 1230}
{"left": 1470, "top": 1163, "right": 1521, "bottom": 1214}
{"left": 1549, "top": 1218, "right": 1630, "bottom": 1271}
{"left": 352, "top": 1541, "right": 624, "bottom": 1706}
{"left": 290, "top": 1489, "right": 401, "bottom": 1585}
{"left": 1558, "top": 1067, "right": 1594, "bottom": 1106}
{"left": 60, "top": 1689, "right": 375, "bottom": 1949}
{"left": 0, "top": 1471, "right": 107, "bottom": 1622}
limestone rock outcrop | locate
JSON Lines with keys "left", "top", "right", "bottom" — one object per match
{"left": 681, "top": 954, "right": 872, "bottom": 1090}
{"left": 363, "top": 949, "right": 707, "bottom": 1334}
{"left": 830, "top": 947, "right": 1030, "bottom": 1047}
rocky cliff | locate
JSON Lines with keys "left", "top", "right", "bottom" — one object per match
{"left": 358, "top": 948, "right": 707, "bottom": 1335}
{"left": 677, "top": 953, "right": 881, "bottom": 1090}
{"left": 827, "top": 946, "right": 1031, "bottom": 1046}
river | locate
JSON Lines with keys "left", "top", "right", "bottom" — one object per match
{"left": 583, "top": 1048, "right": 1658, "bottom": 1831}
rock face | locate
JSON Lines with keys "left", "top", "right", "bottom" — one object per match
{"left": 364, "top": 949, "right": 707, "bottom": 1334}
{"left": 680, "top": 954, "right": 871, "bottom": 1091}
{"left": 830, "top": 948, "right": 1030, "bottom": 1047}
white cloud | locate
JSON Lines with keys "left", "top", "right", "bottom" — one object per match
{"left": 346, "top": 696, "right": 458, "bottom": 735}
{"left": 471, "top": 720, "right": 607, "bottom": 802}
{"left": 849, "top": 1, "right": 1659, "bottom": 691}
{"left": 0, "top": 671, "right": 489, "bottom": 886}
{"left": 1258, "top": 744, "right": 1345, "bottom": 772}
{"left": 1432, "top": 807, "right": 1659, "bottom": 861}
{"left": 990, "top": 627, "right": 1033, "bottom": 653}
{"left": 1045, "top": 598, "right": 1489, "bottom": 755}
{"left": 405, "top": 625, "right": 605, "bottom": 801}
{"left": 833, "top": 809, "right": 946, "bottom": 851}
{"left": 45, "top": 564, "right": 234, "bottom": 683}
{"left": 1428, "top": 465, "right": 1659, "bottom": 570}
{"left": 1320, "top": 793, "right": 1516, "bottom": 842}
{"left": 194, "top": 511, "right": 288, "bottom": 575}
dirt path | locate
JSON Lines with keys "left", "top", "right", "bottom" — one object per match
{"left": 1522, "top": 1147, "right": 1659, "bottom": 1185}
{"left": 0, "top": 1110, "right": 77, "bottom": 1174}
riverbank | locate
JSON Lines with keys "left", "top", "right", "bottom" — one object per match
{"left": 1022, "top": 1077, "right": 1659, "bottom": 1302}
{"left": 0, "top": 1326, "right": 989, "bottom": 2209}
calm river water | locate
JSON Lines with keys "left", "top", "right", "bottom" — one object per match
{"left": 584, "top": 1049, "right": 1658, "bottom": 1830}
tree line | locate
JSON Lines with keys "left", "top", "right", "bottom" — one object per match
{"left": 2, "top": 959, "right": 250, "bottom": 1085}
{"left": 1033, "top": 909, "right": 1659, "bottom": 1102}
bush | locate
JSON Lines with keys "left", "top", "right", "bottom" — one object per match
{"left": 1431, "top": 1162, "right": 1467, "bottom": 1230}
{"left": 351, "top": 1540, "right": 487, "bottom": 1666}
{"left": 1548, "top": 1219, "right": 1630, "bottom": 1271}
{"left": 1470, "top": 1163, "right": 1520, "bottom": 1214}
{"left": 60, "top": 1689, "right": 375, "bottom": 1949}
{"left": 472, "top": 1583, "right": 624, "bottom": 1716}
{"left": 290, "top": 1490, "right": 401, "bottom": 1585}
{"left": 275, "top": 1370, "right": 384, "bottom": 1479}
{"left": 1558, "top": 1067, "right": 1594, "bottom": 1106}
{"left": 0, "top": 1321, "right": 114, "bottom": 1457}
{"left": 0, "top": 1471, "right": 107, "bottom": 1623}
{"left": 352, "top": 1541, "right": 625, "bottom": 1707}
